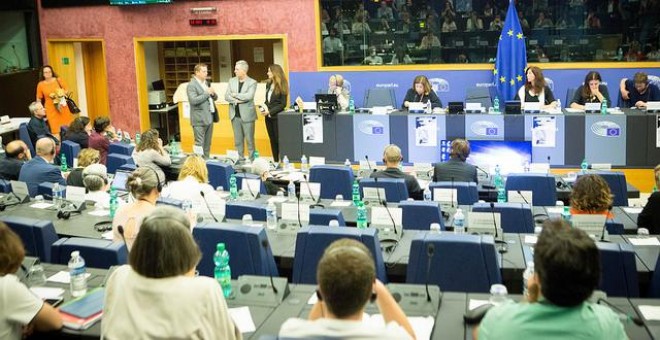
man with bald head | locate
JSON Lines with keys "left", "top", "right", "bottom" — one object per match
{"left": 18, "top": 137, "right": 66, "bottom": 196}
{"left": 0, "top": 141, "right": 31, "bottom": 180}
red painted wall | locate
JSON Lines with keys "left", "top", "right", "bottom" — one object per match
{"left": 37, "top": 0, "right": 317, "bottom": 132}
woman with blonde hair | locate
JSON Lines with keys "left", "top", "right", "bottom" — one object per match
{"left": 402, "top": 75, "right": 442, "bottom": 110}
{"left": 132, "top": 129, "right": 171, "bottom": 186}
{"left": 517, "top": 66, "right": 558, "bottom": 110}
{"left": 260, "top": 64, "right": 288, "bottom": 163}
{"left": 162, "top": 155, "right": 215, "bottom": 201}
{"left": 66, "top": 148, "right": 100, "bottom": 187}
{"left": 570, "top": 174, "right": 613, "bottom": 216}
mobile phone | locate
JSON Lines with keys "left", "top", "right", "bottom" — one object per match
{"left": 45, "top": 297, "right": 64, "bottom": 307}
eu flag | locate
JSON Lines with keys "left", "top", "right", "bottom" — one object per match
{"left": 493, "top": 0, "right": 527, "bottom": 101}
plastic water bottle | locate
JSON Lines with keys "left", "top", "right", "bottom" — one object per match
{"left": 266, "top": 202, "right": 277, "bottom": 230}
{"left": 523, "top": 261, "right": 535, "bottom": 299}
{"left": 229, "top": 174, "right": 238, "bottom": 200}
{"left": 349, "top": 97, "right": 355, "bottom": 114}
{"left": 493, "top": 96, "right": 500, "bottom": 113}
{"left": 287, "top": 180, "right": 296, "bottom": 201}
{"left": 356, "top": 201, "right": 368, "bottom": 229}
{"left": 352, "top": 179, "right": 360, "bottom": 206}
{"left": 426, "top": 99, "right": 432, "bottom": 114}
{"left": 601, "top": 99, "right": 607, "bottom": 115}
{"left": 494, "top": 164, "right": 502, "bottom": 187}
{"left": 580, "top": 159, "right": 589, "bottom": 174}
{"left": 253, "top": 150, "right": 260, "bottom": 159}
{"left": 344, "top": 158, "right": 351, "bottom": 167}
{"left": 135, "top": 133, "right": 141, "bottom": 145}
{"left": 556, "top": 99, "right": 561, "bottom": 110}
{"left": 423, "top": 186, "right": 432, "bottom": 201}
{"left": 453, "top": 208, "right": 465, "bottom": 234}
{"left": 561, "top": 205, "right": 571, "bottom": 224}
{"left": 489, "top": 284, "right": 509, "bottom": 306}
{"left": 116, "top": 129, "right": 123, "bottom": 141}
{"left": 213, "top": 243, "right": 232, "bottom": 298}
{"left": 109, "top": 189, "right": 118, "bottom": 218}
{"left": 282, "top": 155, "right": 290, "bottom": 170}
{"left": 68, "top": 251, "right": 87, "bottom": 297}
{"left": 60, "top": 153, "right": 68, "bottom": 172}
{"left": 52, "top": 183, "right": 63, "bottom": 206}
{"left": 300, "top": 154, "right": 308, "bottom": 173}
{"left": 430, "top": 222, "right": 441, "bottom": 234}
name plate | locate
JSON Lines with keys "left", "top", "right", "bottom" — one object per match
{"left": 584, "top": 102, "right": 601, "bottom": 113}
{"left": 507, "top": 190, "right": 533, "bottom": 205}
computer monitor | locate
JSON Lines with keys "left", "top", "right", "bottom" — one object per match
{"left": 315, "top": 94, "right": 338, "bottom": 115}
{"left": 111, "top": 170, "right": 131, "bottom": 191}
{"left": 440, "top": 140, "right": 532, "bottom": 175}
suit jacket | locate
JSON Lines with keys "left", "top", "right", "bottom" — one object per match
{"left": 370, "top": 167, "right": 423, "bottom": 200}
{"left": 187, "top": 78, "right": 218, "bottom": 127}
{"left": 27, "top": 116, "right": 52, "bottom": 147}
{"left": 18, "top": 156, "right": 66, "bottom": 197}
{"left": 0, "top": 156, "right": 25, "bottom": 181}
{"left": 402, "top": 88, "right": 442, "bottom": 109}
{"left": 433, "top": 158, "right": 478, "bottom": 183}
{"left": 638, "top": 192, "right": 660, "bottom": 234}
{"left": 265, "top": 83, "right": 287, "bottom": 119}
{"left": 225, "top": 76, "right": 257, "bottom": 122}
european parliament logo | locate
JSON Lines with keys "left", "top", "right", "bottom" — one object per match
{"left": 359, "top": 120, "right": 385, "bottom": 135}
{"left": 471, "top": 120, "right": 500, "bottom": 137}
{"left": 591, "top": 121, "right": 621, "bottom": 137}
{"left": 429, "top": 78, "right": 450, "bottom": 93}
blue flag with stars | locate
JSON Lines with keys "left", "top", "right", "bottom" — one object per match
{"left": 493, "top": 0, "right": 527, "bottom": 101}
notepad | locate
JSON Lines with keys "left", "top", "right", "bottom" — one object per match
{"left": 229, "top": 306, "right": 256, "bottom": 333}
{"left": 639, "top": 305, "right": 660, "bottom": 320}
{"left": 627, "top": 237, "right": 660, "bottom": 246}
{"left": 59, "top": 288, "right": 105, "bottom": 319}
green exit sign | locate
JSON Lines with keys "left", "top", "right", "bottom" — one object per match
{"left": 62, "top": 57, "right": 69, "bottom": 65}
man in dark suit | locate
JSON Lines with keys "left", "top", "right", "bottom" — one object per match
{"left": 18, "top": 137, "right": 66, "bottom": 197}
{"left": 225, "top": 60, "right": 257, "bottom": 161}
{"left": 187, "top": 63, "right": 218, "bottom": 158}
{"left": 433, "top": 139, "right": 478, "bottom": 183}
{"left": 27, "top": 101, "right": 56, "bottom": 147}
{"left": 0, "top": 140, "right": 31, "bottom": 180}
{"left": 370, "top": 144, "right": 423, "bottom": 200}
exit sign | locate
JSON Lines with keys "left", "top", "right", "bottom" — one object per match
{"left": 189, "top": 19, "right": 217, "bottom": 26}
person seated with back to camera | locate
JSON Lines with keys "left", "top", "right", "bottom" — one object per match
{"left": 474, "top": 219, "right": 627, "bottom": 339}
{"left": 131, "top": 129, "right": 171, "bottom": 187}
{"left": 18, "top": 137, "right": 66, "bottom": 197}
{"left": 279, "top": 238, "right": 415, "bottom": 339}
{"left": 433, "top": 138, "right": 478, "bottom": 183}
{"left": 251, "top": 157, "right": 284, "bottom": 196}
{"left": 62, "top": 116, "right": 91, "bottom": 149}
{"left": 0, "top": 140, "right": 31, "bottom": 181}
{"left": 66, "top": 148, "right": 100, "bottom": 187}
{"left": 82, "top": 163, "right": 111, "bottom": 209}
{"left": 569, "top": 174, "right": 614, "bottom": 218}
{"left": 112, "top": 167, "right": 160, "bottom": 250}
{"left": 638, "top": 164, "right": 660, "bottom": 234}
{"left": 402, "top": 75, "right": 442, "bottom": 110}
{"left": 370, "top": 144, "right": 423, "bottom": 200}
{"left": 88, "top": 116, "right": 120, "bottom": 165}
{"left": 160, "top": 154, "right": 217, "bottom": 204}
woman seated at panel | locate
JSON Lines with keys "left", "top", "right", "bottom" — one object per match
{"left": 102, "top": 207, "right": 241, "bottom": 339}
{"left": 112, "top": 167, "right": 160, "bottom": 250}
{"left": 569, "top": 71, "right": 612, "bottom": 110}
{"left": 161, "top": 154, "right": 216, "bottom": 204}
{"left": 62, "top": 116, "right": 91, "bottom": 149}
{"left": 328, "top": 74, "right": 351, "bottom": 111}
{"left": 638, "top": 165, "right": 660, "bottom": 234}
{"left": 516, "top": 66, "right": 558, "bottom": 110}
{"left": 132, "top": 129, "right": 171, "bottom": 187}
{"left": 66, "top": 148, "right": 100, "bottom": 187}
{"left": 402, "top": 75, "right": 443, "bottom": 110}
{"left": 570, "top": 174, "right": 614, "bottom": 217}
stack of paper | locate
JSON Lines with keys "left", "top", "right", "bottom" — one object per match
{"left": 59, "top": 288, "right": 105, "bottom": 330}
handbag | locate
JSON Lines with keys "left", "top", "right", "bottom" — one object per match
{"left": 56, "top": 79, "right": 81, "bottom": 114}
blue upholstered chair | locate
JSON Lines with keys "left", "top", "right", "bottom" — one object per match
{"left": 428, "top": 181, "right": 479, "bottom": 205}
{"left": 108, "top": 142, "right": 134, "bottom": 156}
{"left": 309, "top": 165, "right": 354, "bottom": 200}
{"left": 565, "top": 87, "right": 577, "bottom": 106}
{"left": 471, "top": 202, "right": 534, "bottom": 233}
{"left": 235, "top": 173, "right": 267, "bottom": 195}
{"left": 1, "top": 216, "right": 59, "bottom": 262}
{"left": 359, "top": 178, "right": 409, "bottom": 203}
{"left": 50, "top": 237, "right": 128, "bottom": 269}
{"left": 597, "top": 242, "right": 638, "bottom": 297}
{"left": 363, "top": 87, "right": 397, "bottom": 108}
{"left": 505, "top": 173, "right": 557, "bottom": 206}
{"left": 398, "top": 200, "right": 444, "bottom": 231}
{"left": 193, "top": 222, "right": 278, "bottom": 278}
{"left": 207, "top": 161, "right": 234, "bottom": 191}
{"left": 118, "top": 163, "right": 137, "bottom": 172}
{"left": 18, "top": 123, "right": 35, "bottom": 157}
{"left": 106, "top": 154, "right": 135, "bottom": 174}
{"left": 38, "top": 182, "right": 65, "bottom": 200}
{"left": 226, "top": 201, "right": 267, "bottom": 221}
{"left": 406, "top": 233, "right": 502, "bottom": 292}
{"left": 648, "top": 251, "right": 660, "bottom": 298}
{"left": 581, "top": 171, "right": 628, "bottom": 207}
{"left": 309, "top": 208, "right": 346, "bottom": 226}
{"left": 0, "top": 179, "right": 11, "bottom": 193}
{"left": 292, "top": 225, "right": 387, "bottom": 284}
{"left": 60, "top": 140, "right": 80, "bottom": 168}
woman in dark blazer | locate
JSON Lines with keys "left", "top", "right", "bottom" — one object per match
{"left": 569, "top": 71, "right": 611, "bottom": 110}
{"left": 261, "top": 64, "right": 288, "bottom": 162}
{"left": 402, "top": 75, "right": 442, "bottom": 110}
{"left": 63, "top": 116, "right": 91, "bottom": 149}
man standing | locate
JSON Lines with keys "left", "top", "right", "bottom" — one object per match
{"left": 225, "top": 60, "right": 257, "bottom": 162}
{"left": 370, "top": 144, "right": 423, "bottom": 200}
{"left": 619, "top": 72, "right": 660, "bottom": 109}
{"left": 187, "top": 63, "right": 217, "bottom": 158}
{"left": 0, "top": 140, "right": 31, "bottom": 180}
{"left": 18, "top": 137, "right": 66, "bottom": 197}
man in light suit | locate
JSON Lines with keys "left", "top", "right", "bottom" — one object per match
{"left": 18, "top": 137, "right": 66, "bottom": 197}
{"left": 225, "top": 60, "right": 257, "bottom": 161}
{"left": 187, "top": 63, "right": 217, "bottom": 158}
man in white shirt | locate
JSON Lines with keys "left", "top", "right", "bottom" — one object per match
{"left": 322, "top": 29, "right": 344, "bottom": 66}
{"left": 279, "top": 239, "right": 415, "bottom": 339}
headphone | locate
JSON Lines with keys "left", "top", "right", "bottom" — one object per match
{"left": 56, "top": 202, "right": 82, "bottom": 220}
{"left": 83, "top": 172, "right": 109, "bottom": 185}
{"left": 138, "top": 166, "right": 163, "bottom": 193}
{"left": 94, "top": 220, "right": 113, "bottom": 232}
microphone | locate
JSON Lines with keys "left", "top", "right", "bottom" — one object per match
{"left": 425, "top": 243, "right": 435, "bottom": 302}
{"left": 199, "top": 190, "right": 219, "bottom": 223}
{"left": 450, "top": 177, "right": 455, "bottom": 209}
{"left": 302, "top": 174, "right": 324, "bottom": 208}
{"left": 0, "top": 192, "right": 23, "bottom": 211}
{"left": 117, "top": 225, "right": 128, "bottom": 248}
{"left": 261, "top": 239, "right": 279, "bottom": 295}
{"left": 475, "top": 166, "right": 490, "bottom": 178}
{"left": 516, "top": 190, "right": 531, "bottom": 206}
{"left": 490, "top": 202, "right": 508, "bottom": 253}
{"left": 244, "top": 178, "right": 258, "bottom": 199}
{"left": 597, "top": 298, "right": 644, "bottom": 326}
{"left": 377, "top": 178, "right": 398, "bottom": 237}
{"left": 365, "top": 155, "right": 376, "bottom": 173}
{"left": 600, "top": 206, "right": 613, "bottom": 242}
{"left": 296, "top": 185, "right": 302, "bottom": 228}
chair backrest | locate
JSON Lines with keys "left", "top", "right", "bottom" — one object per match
{"left": 61, "top": 140, "right": 80, "bottom": 168}
{"left": 292, "top": 225, "right": 387, "bottom": 284}
{"left": 50, "top": 237, "right": 128, "bottom": 269}
{"left": 309, "top": 165, "right": 354, "bottom": 199}
{"left": 363, "top": 88, "right": 397, "bottom": 108}
{"left": 580, "top": 171, "right": 628, "bottom": 207}
{"left": 428, "top": 181, "right": 479, "bottom": 205}
{"left": 406, "top": 233, "right": 501, "bottom": 292}
{"left": 192, "top": 222, "right": 278, "bottom": 278}
{"left": 235, "top": 173, "right": 267, "bottom": 195}
{"left": 1, "top": 216, "right": 59, "bottom": 262}
{"left": 648, "top": 249, "right": 660, "bottom": 298}
{"left": 398, "top": 200, "right": 444, "bottom": 230}
{"left": 505, "top": 173, "right": 557, "bottom": 206}
{"left": 0, "top": 179, "right": 11, "bottom": 193}
{"left": 359, "top": 178, "right": 409, "bottom": 203}
{"left": 309, "top": 208, "right": 346, "bottom": 226}
{"left": 118, "top": 163, "right": 137, "bottom": 172}
{"left": 471, "top": 202, "right": 534, "bottom": 233}
{"left": 597, "top": 242, "right": 638, "bottom": 297}
{"left": 465, "top": 86, "right": 492, "bottom": 108}
{"left": 59, "top": 125, "right": 68, "bottom": 138}
{"left": 106, "top": 154, "right": 135, "bottom": 175}
{"left": 565, "top": 87, "right": 577, "bottom": 106}
{"left": 38, "top": 182, "right": 66, "bottom": 200}
{"left": 226, "top": 201, "right": 267, "bottom": 221}
{"left": 18, "top": 123, "right": 35, "bottom": 156}
{"left": 108, "top": 143, "right": 135, "bottom": 156}
{"left": 207, "top": 161, "right": 234, "bottom": 191}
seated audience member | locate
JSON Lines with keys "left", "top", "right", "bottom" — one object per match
{"left": 433, "top": 139, "right": 478, "bottom": 183}
{"left": 533, "top": 11, "right": 553, "bottom": 28}
{"left": 102, "top": 207, "right": 241, "bottom": 339}
{"left": 328, "top": 74, "right": 351, "bottom": 110}
{"left": 112, "top": 167, "right": 160, "bottom": 250}
{"left": 402, "top": 75, "right": 443, "bottom": 110}
{"left": 391, "top": 48, "right": 413, "bottom": 65}
{"left": 62, "top": 116, "right": 91, "bottom": 149}
{"left": 489, "top": 14, "right": 503, "bottom": 31}
{"left": 0, "top": 222, "right": 63, "bottom": 339}
{"left": 279, "top": 238, "right": 414, "bottom": 339}
{"left": 466, "top": 11, "right": 484, "bottom": 31}
{"left": 619, "top": 72, "right": 660, "bottom": 109}
{"left": 475, "top": 219, "right": 627, "bottom": 339}
{"left": 322, "top": 29, "right": 343, "bottom": 66}
{"left": 18, "top": 138, "right": 66, "bottom": 197}
{"left": 88, "top": 116, "right": 119, "bottom": 165}
{"left": 441, "top": 14, "right": 457, "bottom": 32}
{"left": 0, "top": 141, "right": 31, "bottom": 180}
{"left": 351, "top": 13, "right": 371, "bottom": 34}
{"left": 570, "top": 174, "right": 613, "bottom": 216}
{"left": 516, "top": 66, "right": 558, "bottom": 110}
{"left": 251, "top": 157, "right": 283, "bottom": 196}
{"left": 419, "top": 31, "right": 441, "bottom": 49}
{"left": 363, "top": 46, "right": 383, "bottom": 65}
{"left": 376, "top": 1, "right": 394, "bottom": 21}
{"left": 83, "top": 163, "right": 110, "bottom": 208}
{"left": 27, "top": 101, "right": 58, "bottom": 148}
{"left": 370, "top": 144, "right": 423, "bottom": 200}
{"left": 161, "top": 154, "right": 216, "bottom": 203}
{"left": 66, "top": 148, "right": 100, "bottom": 187}
{"left": 570, "top": 71, "right": 612, "bottom": 110}
{"left": 638, "top": 165, "right": 660, "bottom": 234}
{"left": 132, "top": 129, "right": 171, "bottom": 186}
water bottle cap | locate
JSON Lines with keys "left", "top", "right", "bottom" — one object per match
{"left": 490, "top": 284, "right": 508, "bottom": 295}
{"left": 430, "top": 223, "right": 441, "bottom": 231}
{"left": 526, "top": 261, "right": 534, "bottom": 268}
{"left": 329, "top": 219, "right": 340, "bottom": 227}
{"left": 71, "top": 250, "right": 80, "bottom": 257}
{"left": 638, "top": 228, "right": 650, "bottom": 236}
{"left": 216, "top": 243, "right": 225, "bottom": 251}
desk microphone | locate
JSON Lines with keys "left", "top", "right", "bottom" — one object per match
{"left": 199, "top": 191, "right": 219, "bottom": 223}
{"left": 490, "top": 202, "right": 508, "bottom": 253}
{"left": 475, "top": 166, "right": 490, "bottom": 179}
{"left": 597, "top": 298, "right": 644, "bottom": 326}
{"left": 261, "top": 239, "right": 279, "bottom": 295}
{"left": 0, "top": 192, "right": 23, "bottom": 211}
{"left": 244, "top": 178, "right": 258, "bottom": 199}
{"left": 600, "top": 206, "right": 613, "bottom": 242}
{"left": 450, "top": 177, "right": 455, "bottom": 209}
{"left": 302, "top": 174, "right": 324, "bottom": 208}
{"left": 365, "top": 155, "right": 376, "bottom": 173}
{"left": 296, "top": 186, "right": 303, "bottom": 229}
{"left": 117, "top": 225, "right": 128, "bottom": 249}
{"left": 425, "top": 243, "right": 435, "bottom": 302}
{"left": 517, "top": 190, "right": 531, "bottom": 206}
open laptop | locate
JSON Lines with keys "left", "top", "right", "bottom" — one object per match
{"left": 110, "top": 170, "right": 131, "bottom": 192}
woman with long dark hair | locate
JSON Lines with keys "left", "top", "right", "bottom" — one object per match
{"left": 261, "top": 64, "right": 288, "bottom": 162}
{"left": 569, "top": 71, "right": 611, "bottom": 110}
{"left": 132, "top": 129, "right": 170, "bottom": 185}
{"left": 63, "top": 116, "right": 91, "bottom": 148}
{"left": 517, "top": 66, "right": 558, "bottom": 110}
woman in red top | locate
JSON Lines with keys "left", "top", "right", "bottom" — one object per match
{"left": 35, "top": 65, "right": 75, "bottom": 138}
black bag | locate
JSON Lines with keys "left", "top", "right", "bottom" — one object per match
{"left": 56, "top": 79, "right": 81, "bottom": 114}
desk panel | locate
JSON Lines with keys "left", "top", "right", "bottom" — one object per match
{"left": 353, "top": 114, "right": 390, "bottom": 162}
{"left": 585, "top": 114, "right": 627, "bottom": 165}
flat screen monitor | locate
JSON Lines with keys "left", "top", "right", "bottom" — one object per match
{"left": 440, "top": 140, "right": 532, "bottom": 175}
{"left": 110, "top": 0, "right": 171, "bottom": 5}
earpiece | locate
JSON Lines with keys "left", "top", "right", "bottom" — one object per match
{"left": 57, "top": 210, "right": 71, "bottom": 219}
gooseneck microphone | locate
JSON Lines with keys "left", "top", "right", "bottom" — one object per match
{"left": 117, "top": 225, "right": 128, "bottom": 249}
{"left": 450, "top": 176, "right": 455, "bottom": 209}
{"left": 365, "top": 155, "right": 376, "bottom": 173}
{"left": 302, "top": 174, "right": 324, "bottom": 208}
{"left": 597, "top": 298, "right": 644, "bottom": 326}
{"left": 425, "top": 243, "right": 435, "bottom": 302}
{"left": 517, "top": 190, "right": 531, "bottom": 206}
{"left": 600, "top": 206, "right": 613, "bottom": 242}
{"left": 261, "top": 239, "right": 279, "bottom": 295}
{"left": 490, "top": 202, "right": 508, "bottom": 253}
{"left": 199, "top": 191, "right": 219, "bottom": 223}
{"left": 244, "top": 178, "right": 257, "bottom": 199}
{"left": 296, "top": 186, "right": 302, "bottom": 228}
